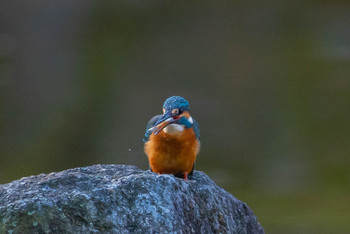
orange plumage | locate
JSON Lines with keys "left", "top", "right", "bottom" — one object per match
{"left": 144, "top": 128, "right": 199, "bottom": 175}
{"left": 143, "top": 96, "right": 200, "bottom": 180}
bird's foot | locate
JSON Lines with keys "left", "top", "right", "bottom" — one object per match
{"left": 184, "top": 172, "right": 188, "bottom": 180}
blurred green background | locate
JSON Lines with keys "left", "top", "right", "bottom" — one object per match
{"left": 1, "top": 1, "right": 349, "bottom": 233}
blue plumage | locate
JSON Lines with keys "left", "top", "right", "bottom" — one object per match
{"left": 192, "top": 119, "right": 200, "bottom": 140}
{"left": 143, "top": 96, "right": 200, "bottom": 180}
{"left": 143, "top": 96, "right": 200, "bottom": 142}
{"left": 143, "top": 115, "right": 162, "bottom": 143}
{"left": 163, "top": 96, "right": 189, "bottom": 112}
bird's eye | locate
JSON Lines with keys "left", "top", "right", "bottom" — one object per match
{"left": 178, "top": 108, "right": 184, "bottom": 115}
{"left": 172, "top": 109, "right": 179, "bottom": 115}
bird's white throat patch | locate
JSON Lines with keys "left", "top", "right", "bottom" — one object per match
{"left": 163, "top": 124, "right": 184, "bottom": 135}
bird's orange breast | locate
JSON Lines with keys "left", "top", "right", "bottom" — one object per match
{"left": 144, "top": 128, "right": 199, "bottom": 175}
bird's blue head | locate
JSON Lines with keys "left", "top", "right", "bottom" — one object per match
{"left": 152, "top": 96, "right": 192, "bottom": 135}
{"left": 162, "top": 96, "right": 189, "bottom": 113}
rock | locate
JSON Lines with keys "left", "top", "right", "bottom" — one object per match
{"left": 0, "top": 164, "right": 264, "bottom": 233}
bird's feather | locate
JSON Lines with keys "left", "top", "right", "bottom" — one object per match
{"left": 192, "top": 119, "right": 200, "bottom": 141}
{"left": 143, "top": 115, "right": 162, "bottom": 143}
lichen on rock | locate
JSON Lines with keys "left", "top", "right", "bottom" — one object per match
{"left": 0, "top": 164, "right": 264, "bottom": 233}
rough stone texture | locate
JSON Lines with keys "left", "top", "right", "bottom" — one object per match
{"left": 0, "top": 164, "right": 264, "bottom": 233}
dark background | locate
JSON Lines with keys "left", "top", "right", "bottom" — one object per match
{"left": 1, "top": 1, "right": 349, "bottom": 233}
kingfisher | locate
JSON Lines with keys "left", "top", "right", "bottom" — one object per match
{"left": 143, "top": 96, "right": 200, "bottom": 180}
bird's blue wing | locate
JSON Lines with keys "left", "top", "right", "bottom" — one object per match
{"left": 191, "top": 119, "right": 200, "bottom": 176}
{"left": 143, "top": 115, "right": 162, "bottom": 143}
{"left": 192, "top": 119, "right": 200, "bottom": 141}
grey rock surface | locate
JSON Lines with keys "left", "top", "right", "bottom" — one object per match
{"left": 0, "top": 164, "right": 264, "bottom": 233}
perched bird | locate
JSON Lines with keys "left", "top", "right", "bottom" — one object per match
{"left": 143, "top": 96, "right": 200, "bottom": 180}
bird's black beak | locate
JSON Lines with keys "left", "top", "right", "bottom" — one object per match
{"left": 153, "top": 111, "right": 179, "bottom": 135}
